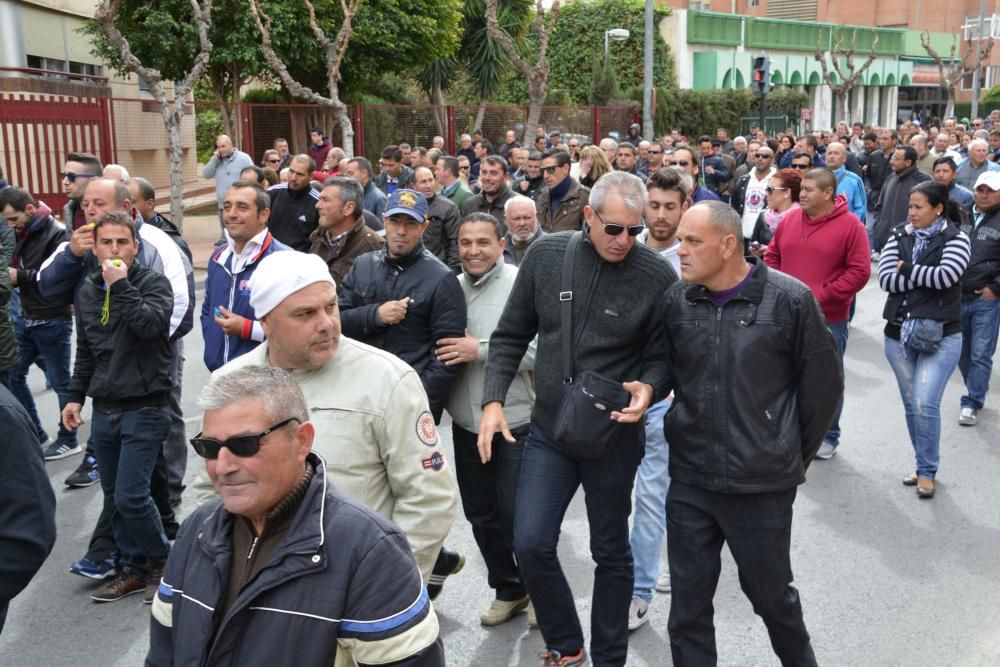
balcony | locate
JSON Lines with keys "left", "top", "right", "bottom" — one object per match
{"left": 686, "top": 11, "right": 743, "bottom": 47}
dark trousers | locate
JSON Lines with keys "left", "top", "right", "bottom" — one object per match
{"left": 84, "top": 448, "right": 179, "bottom": 562}
{"left": 91, "top": 407, "right": 172, "bottom": 574}
{"left": 452, "top": 423, "right": 527, "bottom": 601}
{"left": 163, "top": 340, "right": 187, "bottom": 503}
{"left": 667, "top": 481, "right": 816, "bottom": 667}
{"left": 8, "top": 316, "right": 74, "bottom": 445}
{"left": 513, "top": 422, "right": 643, "bottom": 666}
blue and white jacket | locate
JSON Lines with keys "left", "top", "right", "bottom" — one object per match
{"left": 201, "top": 229, "right": 289, "bottom": 371}
{"left": 147, "top": 453, "right": 444, "bottom": 667}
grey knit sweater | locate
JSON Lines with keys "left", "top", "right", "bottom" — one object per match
{"left": 482, "top": 230, "right": 678, "bottom": 438}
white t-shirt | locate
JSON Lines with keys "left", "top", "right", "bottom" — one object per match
{"left": 741, "top": 169, "right": 775, "bottom": 238}
{"left": 639, "top": 230, "right": 681, "bottom": 276}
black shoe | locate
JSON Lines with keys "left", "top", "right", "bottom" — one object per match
{"left": 427, "top": 549, "right": 465, "bottom": 600}
{"left": 65, "top": 455, "right": 100, "bottom": 488}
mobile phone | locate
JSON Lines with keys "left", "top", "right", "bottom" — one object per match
{"left": 750, "top": 241, "right": 761, "bottom": 250}
{"left": 214, "top": 306, "right": 223, "bottom": 317}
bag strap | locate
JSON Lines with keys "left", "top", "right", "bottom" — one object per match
{"left": 560, "top": 232, "right": 582, "bottom": 383}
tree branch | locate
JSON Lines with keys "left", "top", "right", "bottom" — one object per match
{"left": 249, "top": 0, "right": 332, "bottom": 106}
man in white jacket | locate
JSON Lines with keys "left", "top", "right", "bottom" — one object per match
{"left": 200, "top": 251, "right": 458, "bottom": 584}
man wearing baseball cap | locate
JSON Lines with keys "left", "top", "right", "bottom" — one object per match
{"left": 195, "top": 250, "right": 458, "bottom": 585}
{"left": 339, "top": 188, "right": 468, "bottom": 598}
{"left": 957, "top": 171, "right": 1000, "bottom": 426}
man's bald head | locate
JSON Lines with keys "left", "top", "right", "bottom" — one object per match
{"left": 82, "top": 178, "right": 131, "bottom": 223}
{"left": 824, "top": 142, "right": 847, "bottom": 170}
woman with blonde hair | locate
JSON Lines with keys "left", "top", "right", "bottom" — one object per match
{"left": 576, "top": 145, "right": 613, "bottom": 188}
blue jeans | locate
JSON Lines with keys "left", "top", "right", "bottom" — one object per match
{"left": 629, "top": 400, "right": 671, "bottom": 602}
{"left": 959, "top": 297, "right": 1000, "bottom": 410}
{"left": 884, "top": 334, "right": 962, "bottom": 479}
{"left": 91, "top": 407, "right": 171, "bottom": 573}
{"left": 825, "top": 320, "right": 849, "bottom": 446}
{"left": 9, "top": 316, "right": 75, "bottom": 445}
{"left": 513, "top": 422, "right": 643, "bottom": 665}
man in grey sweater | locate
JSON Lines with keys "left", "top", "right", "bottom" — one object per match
{"left": 479, "top": 172, "right": 677, "bottom": 666}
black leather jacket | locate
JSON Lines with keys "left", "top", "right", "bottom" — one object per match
{"left": 659, "top": 260, "right": 842, "bottom": 494}
{"left": 339, "top": 242, "right": 467, "bottom": 421}
{"left": 11, "top": 214, "right": 71, "bottom": 320}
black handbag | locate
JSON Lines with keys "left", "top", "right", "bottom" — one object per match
{"left": 904, "top": 317, "right": 944, "bottom": 354}
{"left": 551, "top": 232, "right": 630, "bottom": 460}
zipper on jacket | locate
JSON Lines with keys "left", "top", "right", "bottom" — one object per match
{"left": 224, "top": 265, "right": 238, "bottom": 363}
{"left": 240, "top": 535, "right": 260, "bottom": 590}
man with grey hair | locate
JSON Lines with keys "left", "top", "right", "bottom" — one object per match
{"left": 956, "top": 138, "right": 1000, "bottom": 189}
{"left": 660, "top": 201, "right": 841, "bottom": 665}
{"left": 501, "top": 195, "right": 543, "bottom": 266}
{"left": 149, "top": 365, "right": 444, "bottom": 666}
{"left": 202, "top": 134, "right": 254, "bottom": 241}
{"left": 102, "top": 164, "right": 130, "bottom": 182}
{"left": 201, "top": 250, "right": 458, "bottom": 588}
{"left": 344, "top": 156, "right": 387, "bottom": 219}
{"left": 599, "top": 137, "right": 619, "bottom": 165}
{"left": 309, "top": 176, "right": 384, "bottom": 290}
{"left": 479, "top": 171, "right": 677, "bottom": 665}
{"left": 909, "top": 134, "right": 936, "bottom": 175}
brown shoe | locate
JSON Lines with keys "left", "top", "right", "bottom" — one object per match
{"left": 91, "top": 567, "right": 145, "bottom": 602}
{"left": 916, "top": 477, "right": 935, "bottom": 499}
{"left": 902, "top": 472, "right": 918, "bottom": 486}
{"left": 143, "top": 558, "right": 168, "bottom": 605}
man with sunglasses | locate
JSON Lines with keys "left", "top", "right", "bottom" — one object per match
{"left": 479, "top": 172, "right": 677, "bottom": 666}
{"left": 199, "top": 250, "right": 458, "bottom": 592}
{"left": 731, "top": 146, "right": 776, "bottom": 238}
{"left": 150, "top": 365, "right": 444, "bottom": 666}
{"left": 61, "top": 152, "right": 103, "bottom": 231}
{"left": 536, "top": 149, "right": 589, "bottom": 233}
{"left": 62, "top": 211, "right": 175, "bottom": 604}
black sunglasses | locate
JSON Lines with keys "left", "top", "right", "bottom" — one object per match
{"left": 667, "top": 160, "right": 690, "bottom": 167}
{"left": 755, "top": 153, "right": 773, "bottom": 159}
{"left": 190, "top": 417, "right": 299, "bottom": 459}
{"left": 542, "top": 165, "right": 563, "bottom": 174}
{"left": 765, "top": 186, "right": 787, "bottom": 194}
{"left": 593, "top": 209, "right": 644, "bottom": 237}
{"left": 790, "top": 163, "right": 811, "bottom": 170}
{"left": 61, "top": 172, "right": 96, "bottom": 183}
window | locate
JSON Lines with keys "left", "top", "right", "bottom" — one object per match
{"left": 25, "top": 55, "right": 102, "bottom": 81}
{"left": 963, "top": 14, "right": 1000, "bottom": 40}
{"left": 138, "top": 75, "right": 151, "bottom": 92}
{"left": 962, "top": 66, "right": 998, "bottom": 91}
{"left": 689, "top": 1, "right": 711, "bottom": 11}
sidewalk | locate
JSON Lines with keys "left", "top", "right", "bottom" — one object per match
{"left": 179, "top": 212, "right": 223, "bottom": 272}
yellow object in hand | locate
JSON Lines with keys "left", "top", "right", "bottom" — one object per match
{"left": 112, "top": 259, "right": 122, "bottom": 267}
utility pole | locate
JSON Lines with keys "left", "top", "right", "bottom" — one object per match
{"left": 972, "top": 0, "right": 986, "bottom": 118}
{"left": 643, "top": 0, "right": 654, "bottom": 141}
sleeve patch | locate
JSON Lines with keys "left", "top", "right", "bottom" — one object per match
{"left": 421, "top": 451, "right": 446, "bottom": 471}
{"left": 415, "top": 411, "right": 438, "bottom": 446}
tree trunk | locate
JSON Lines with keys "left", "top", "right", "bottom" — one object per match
{"left": 944, "top": 86, "right": 955, "bottom": 120}
{"left": 209, "top": 77, "right": 236, "bottom": 139}
{"left": 524, "top": 99, "right": 543, "bottom": 147}
{"left": 837, "top": 90, "right": 850, "bottom": 125}
{"left": 431, "top": 83, "right": 447, "bottom": 138}
{"left": 334, "top": 101, "right": 354, "bottom": 158}
{"left": 475, "top": 100, "right": 488, "bottom": 135}
{"left": 161, "top": 107, "right": 186, "bottom": 230}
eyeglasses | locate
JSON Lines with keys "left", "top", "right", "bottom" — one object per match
{"left": 267, "top": 159, "right": 281, "bottom": 164}
{"left": 667, "top": 160, "right": 690, "bottom": 167}
{"left": 190, "top": 417, "right": 300, "bottom": 459}
{"left": 765, "top": 186, "right": 787, "bottom": 194}
{"left": 754, "top": 153, "right": 774, "bottom": 159}
{"left": 648, "top": 149, "right": 663, "bottom": 154}
{"left": 542, "top": 165, "right": 562, "bottom": 174}
{"left": 61, "top": 172, "right": 96, "bottom": 183}
{"left": 460, "top": 165, "right": 470, "bottom": 171}
{"left": 593, "top": 209, "right": 644, "bottom": 237}
{"left": 790, "top": 164, "right": 811, "bottom": 170}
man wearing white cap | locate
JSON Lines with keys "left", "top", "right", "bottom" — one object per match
{"left": 197, "top": 250, "right": 458, "bottom": 583}
{"left": 957, "top": 171, "right": 1000, "bottom": 426}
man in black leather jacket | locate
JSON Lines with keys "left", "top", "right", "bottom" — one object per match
{"left": 339, "top": 189, "right": 466, "bottom": 423}
{"left": 659, "top": 201, "right": 842, "bottom": 667}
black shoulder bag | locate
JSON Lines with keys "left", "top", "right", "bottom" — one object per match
{"left": 551, "top": 232, "right": 631, "bottom": 460}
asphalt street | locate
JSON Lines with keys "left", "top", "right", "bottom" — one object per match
{"left": 1, "top": 274, "right": 999, "bottom": 666}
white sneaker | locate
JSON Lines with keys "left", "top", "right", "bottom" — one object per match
{"left": 870, "top": 250, "right": 880, "bottom": 262}
{"left": 655, "top": 565, "right": 671, "bottom": 593}
{"left": 480, "top": 596, "right": 529, "bottom": 626}
{"left": 959, "top": 407, "right": 978, "bottom": 426}
{"left": 814, "top": 440, "right": 838, "bottom": 460}
{"left": 627, "top": 596, "right": 650, "bottom": 631}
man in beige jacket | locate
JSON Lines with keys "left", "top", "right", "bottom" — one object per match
{"left": 196, "top": 251, "right": 458, "bottom": 584}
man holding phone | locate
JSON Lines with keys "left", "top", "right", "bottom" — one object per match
{"left": 201, "top": 181, "right": 289, "bottom": 371}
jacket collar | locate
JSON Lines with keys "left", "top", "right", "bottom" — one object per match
{"left": 383, "top": 239, "right": 426, "bottom": 268}
{"left": 464, "top": 256, "right": 506, "bottom": 287}
{"left": 684, "top": 257, "right": 768, "bottom": 305}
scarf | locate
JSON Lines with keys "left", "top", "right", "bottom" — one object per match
{"left": 764, "top": 203, "right": 799, "bottom": 234}
{"left": 900, "top": 216, "right": 948, "bottom": 347}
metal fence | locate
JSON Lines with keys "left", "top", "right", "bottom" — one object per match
{"left": 0, "top": 88, "right": 636, "bottom": 214}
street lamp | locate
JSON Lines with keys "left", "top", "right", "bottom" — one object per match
{"left": 604, "top": 28, "right": 630, "bottom": 63}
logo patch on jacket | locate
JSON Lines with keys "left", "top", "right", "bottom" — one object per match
{"left": 421, "top": 451, "right": 446, "bottom": 471}
{"left": 416, "top": 410, "right": 438, "bottom": 446}
{"left": 239, "top": 279, "right": 251, "bottom": 292}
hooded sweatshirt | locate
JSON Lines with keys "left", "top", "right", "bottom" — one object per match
{"left": 764, "top": 194, "right": 871, "bottom": 324}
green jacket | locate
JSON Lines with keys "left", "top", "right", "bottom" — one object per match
{"left": 0, "top": 249, "right": 20, "bottom": 373}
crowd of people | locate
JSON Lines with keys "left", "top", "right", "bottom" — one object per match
{"left": 0, "top": 110, "right": 998, "bottom": 667}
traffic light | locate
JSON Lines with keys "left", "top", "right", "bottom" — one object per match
{"left": 751, "top": 56, "right": 771, "bottom": 95}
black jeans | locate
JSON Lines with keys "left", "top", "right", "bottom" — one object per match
{"left": 667, "top": 481, "right": 816, "bottom": 667}
{"left": 513, "top": 422, "right": 643, "bottom": 666}
{"left": 452, "top": 423, "right": 527, "bottom": 601}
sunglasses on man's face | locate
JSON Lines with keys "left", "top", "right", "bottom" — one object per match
{"left": 790, "top": 163, "right": 811, "bottom": 170}
{"left": 667, "top": 160, "right": 690, "bottom": 167}
{"left": 765, "top": 186, "right": 787, "bottom": 194}
{"left": 593, "top": 209, "right": 644, "bottom": 237}
{"left": 190, "top": 417, "right": 299, "bottom": 459}
{"left": 61, "top": 172, "right": 96, "bottom": 183}
{"left": 755, "top": 153, "right": 773, "bottom": 159}
{"left": 648, "top": 149, "right": 663, "bottom": 155}
{"left": 542, "top": 165, "right": 563, "bottom": 175}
